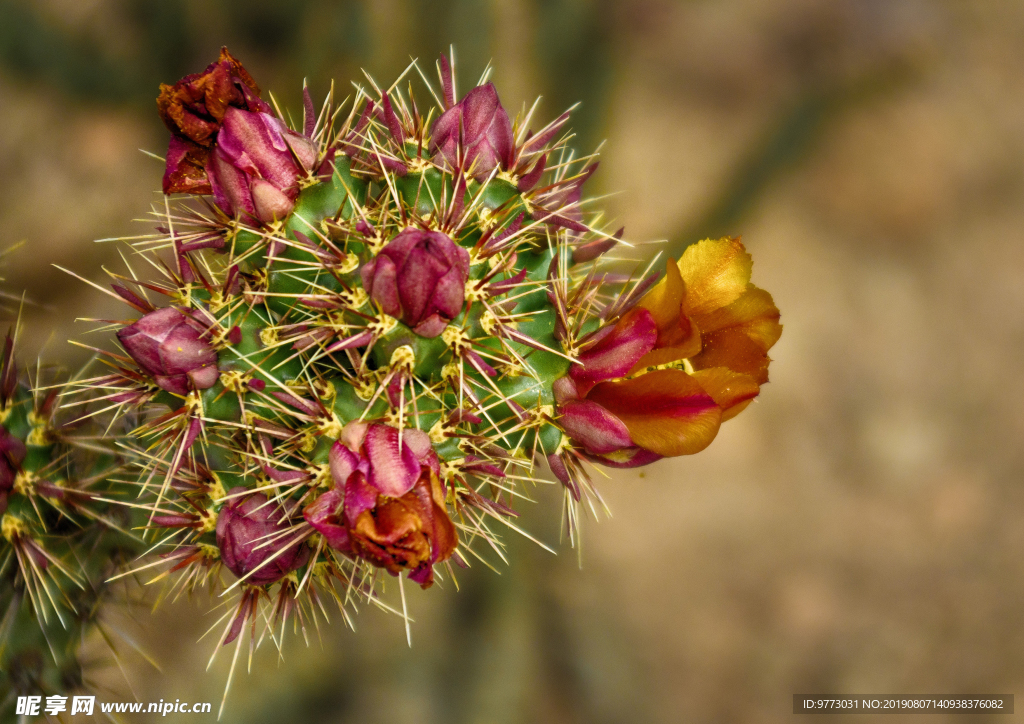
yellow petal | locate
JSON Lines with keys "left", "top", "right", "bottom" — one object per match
{"left": 678, "top": 237, "right": 751, "bottom": 320}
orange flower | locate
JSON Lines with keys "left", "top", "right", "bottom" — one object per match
{"left": 556, "top": 237, "right": 781, "bottom": 463}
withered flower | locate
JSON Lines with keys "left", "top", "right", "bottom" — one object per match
{"left": 157, "top": 47, "right": 270, "bottom": 195}
{"left": 304, "top": 422, "right": 457, "bottom": 588}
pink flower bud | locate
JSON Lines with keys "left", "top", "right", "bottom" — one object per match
{"left": 116, "top": 307, "right": 219, "bottom": 396}
{"left": 361, "top": 229, "right": 470, "bottom": 338}
{"left": 430, "top": 83, "right": 514, "bottom": 179}
{"left": 206, "top": 107, "right": 317, "bottom": 224}
{"left": 0, "top": 426, "right": 25, "bottom": 515}
{"left": 216, "top": 488, "right": 309, "bottom": 585}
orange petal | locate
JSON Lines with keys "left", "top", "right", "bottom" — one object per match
{"left": 427, "top": 473, "right": 458, "bottom": 562}
{"left": 637, "top": 256, "right": 684, "bottom": 334}
{"left": 690, "top": 328, "right": 773, "bottom": 385}
{"left": 690, "top": 368, "right": 761, "bottom": 422}
{"left": 587, "top": 370, "right": 722, "bottom": 457}
{"left": 678, "top": 238, "right": 751, "bottom": 320}
{"left": 697, "top": 285, "right": 782, "bottom": 350}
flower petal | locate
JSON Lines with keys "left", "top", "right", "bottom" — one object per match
{"left": 163, "top": 136, "right": 212, "bottom": 195}
{"left": 695, "top": 285, "right": 782, "bottom": 354}
{"left": 570, "top": 307, "right": 657, "bottom": 395}
{"left": 689, "top": 368, "right": 761, "bottom": 421}
{"left": 637, "top": 256, "right": 684, "bottom": 333}
{"left": 303, "top": 488, "right": 351, "bottom": 551}
{"left": 344, "top": 471, "right": 379, "bottom": 524}
{"left": 251, "top": 178, "right": 296, "bottom": 223}
{"left": 329, "top": 441, "right": 359, "bottom": 486}
{"left": 364, "top": 423, "right": 421, "bottom": 497}
{"left": 585, "top": 446, "right": 663, "bottom": 468}
{"left": 557, "top": 399, "right": 633, "bottom": 454}
{"left": 361, "top": 255, "right": 400, "bottom": 317}
{"left": 587, "top": 370, "right": 722, "bottom": 457}
{"left": 678, "top": 237, "right": 752, "bottom": 320}
{"left": 690, "top": 327, "right": 773, "bottom": 385}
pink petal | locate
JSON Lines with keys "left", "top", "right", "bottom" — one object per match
{"left": 364, "top": 424, "right": 421, "bottom": 498}
{"left": 557, "top": 399, "right": 633, "bottom": 454}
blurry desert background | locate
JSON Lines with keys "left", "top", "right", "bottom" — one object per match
{"left": 2, "top": 0, "right": 1024, "bottom": 721}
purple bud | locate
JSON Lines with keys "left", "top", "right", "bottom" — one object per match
{"left": 116, "top": 307, "right": 219, "bottom": 396}
{"left": 216, "top": 488, "right": 309, "bottom": 585}
{"left": 430, "top": 83, "right": 514, "bottom": 179}
{"left": 0, "top": 426, "right": 25, "bottom": 514}
{"left": 207, "top": 107, "right": 317, "bottom": 224}
{"left": 361, "top": 229, "right": 470, "bottom": 338}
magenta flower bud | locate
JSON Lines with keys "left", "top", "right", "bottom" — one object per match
{"left": 361, "top": 229, "right": 470, "bottom": 338}
{"left": 0, "top": 426, "right": 25, "bottom": 515}
{"left": 207, "top": 107, "right": 317, "bottom": 224}
{"left": 216, "top": 488, "right": 309, "bottom": 585}
{"left": 430, "top": 83, "right": 514, "bottom": 179}
{"left": 116, "top": 307, "right": 219, "bottom": 396}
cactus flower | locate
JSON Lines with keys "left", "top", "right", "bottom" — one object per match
{"left": 116, "top": 307, "right": 219, "bottom": 396}
{"left": 361, "top": 229, "right": 471, "bottom": 338}
{"left": 157, "top": 47, "right": 270, "bottom": 195}
{"left": 557, "top": 238, "right": 781, "bottom": 461}
{"left": 304, "top": 422, "right": 457, "bottom": 588}
{"left": 216, "top": 488, "right": 309, "bottom": 585}
{"left": 207, "top": 107, "right": 318, "bottom": 224}
{"left": 430, "top": 83, "right": 514, "bottom": 179}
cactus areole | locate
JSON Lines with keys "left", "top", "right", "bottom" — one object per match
{"left": 80, "top": 48, "right": 781, "bottom": 653}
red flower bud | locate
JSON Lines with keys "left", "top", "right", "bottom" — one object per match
{"left": 304, "top": 422, "right": 457, "bottom": 588}
{"left": 207, "top": 107, "right": 317, "bottom": 224}
{"left": 116, "top": 307, "right": 219, "bottom": 396}
{"left": 430, "top": 83, "right": 514, "bottom": 180}
{"left": 361, "top": 229, "right": 470, "bottom": 338}
{"left": 157, "top": 47, "right": 271, "bottom": 195}
{"left": 216, "top": 488, "right": 309, "bottom": 585}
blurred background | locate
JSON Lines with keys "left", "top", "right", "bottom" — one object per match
{"left": 2, "top": 0, "right": 1024, "bottom": 721}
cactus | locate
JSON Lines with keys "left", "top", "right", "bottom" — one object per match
{"left": 0, "top": 325, "right": 143, "bottom": 716}
{"left": 66, "top": 47, "right": 781, "bottom": 701}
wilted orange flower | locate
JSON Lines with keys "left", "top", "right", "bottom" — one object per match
{"left": 556, "top": 237, "right": 782, "bottom": 464}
